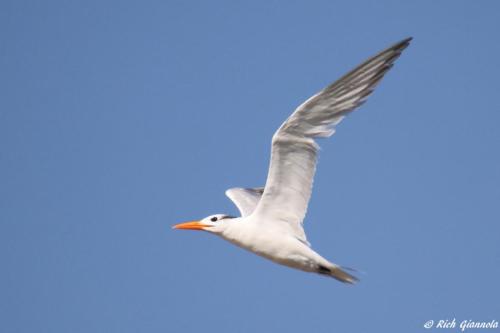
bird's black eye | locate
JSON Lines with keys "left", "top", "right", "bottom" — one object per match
{"left": 210, "top": 216, "right": 218, "bottom": 222}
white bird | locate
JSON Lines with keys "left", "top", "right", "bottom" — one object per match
{"left": 174, "top": 38, "right": 412, "bottom": 283}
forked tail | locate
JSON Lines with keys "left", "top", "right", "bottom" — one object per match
{"left": 318, "top": 264, "right": 359, "bottom": 284}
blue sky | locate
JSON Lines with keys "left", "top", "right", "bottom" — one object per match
{"left": 1, "top": 1, "right": 499, "bottom": 332}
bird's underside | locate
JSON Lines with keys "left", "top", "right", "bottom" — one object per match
{"left": 174, "top": 37, "right": 412, "bottom": 283}
{"left": 215, "top": 211, "right": 359, "bottom": 283}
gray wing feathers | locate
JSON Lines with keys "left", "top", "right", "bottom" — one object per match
{"left": 282, "top": 37, "right": 412, "bottom": 139}
{"left": 252, "top": 38, "right": 412, "bottom": 241}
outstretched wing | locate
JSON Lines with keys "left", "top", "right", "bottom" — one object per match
{"left": 252, "top": 38, "right": 412, "bottom": 242}
{"left": 225, "top": 187, "right": 264, "bottom": 217}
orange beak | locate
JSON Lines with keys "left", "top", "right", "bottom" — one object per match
{"left": 172, "top": 220, "right": 210, "bottom": 231}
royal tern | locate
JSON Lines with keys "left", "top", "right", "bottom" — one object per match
{"left": 174, "top": 38, "right": 412, "bottom": 283}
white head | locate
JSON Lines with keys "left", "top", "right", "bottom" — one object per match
{"left": 173, "top": 214, "right": 236, "bottom": 234}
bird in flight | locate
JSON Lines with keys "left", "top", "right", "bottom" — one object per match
{"left": 174, "top": 38, "right": 412, "bottom": 283}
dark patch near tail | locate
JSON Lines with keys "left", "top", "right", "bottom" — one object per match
{"left": 317, "top": 265, "right": 332, "bottom": 275}
{"left": 317, "top": 264, "right": 359, "bottom": 284}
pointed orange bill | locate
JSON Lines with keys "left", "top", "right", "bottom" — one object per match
{"left": 172, "top": 220, "right": 209, "bottom": 230}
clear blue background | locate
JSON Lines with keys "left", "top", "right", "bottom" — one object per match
{"left": 2, "top": 1, "right": 499, "bottom": 332}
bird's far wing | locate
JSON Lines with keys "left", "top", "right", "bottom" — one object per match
{"left": 252, "top": 38, "right": 412, "bottom": 242}
{"left": 225, "top": 187, "right": 264, "bottom": 217}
